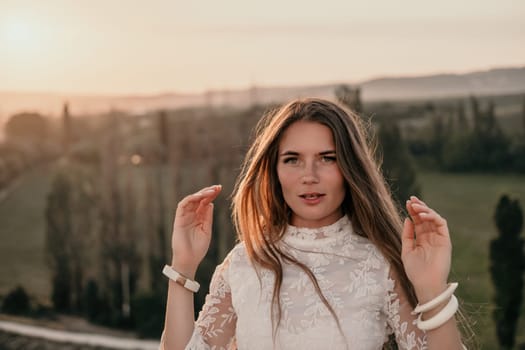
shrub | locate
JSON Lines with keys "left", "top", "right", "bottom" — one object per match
{"left": 1, "top": 286, "right": 31, "bottom": 315}
{"left": 131, "top": 291, "right": 166, "bottom": 338}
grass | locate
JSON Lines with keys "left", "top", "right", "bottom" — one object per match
{"left": 0, "top": 165, "right": 53, "bottom": 303}
{"left": 418, "top": 171, "right": 525, "bottom": 349}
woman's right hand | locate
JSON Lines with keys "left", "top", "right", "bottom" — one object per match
{"left": 171, "top": 185, "right": 222, "bottom": 277}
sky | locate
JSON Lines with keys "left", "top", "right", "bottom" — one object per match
{"left": 0, "top": 0, "right": 524, "bottom": 95}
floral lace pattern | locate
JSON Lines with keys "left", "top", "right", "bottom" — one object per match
{"left": 186, "top": 255, "right": 237, "bottom": 350}
{"left": 384, "top": 270, "right": 428, "bottom": 350}
{"left": 184, "top": 216, "right": 427, "bottom": 350}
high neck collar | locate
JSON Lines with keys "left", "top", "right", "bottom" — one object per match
{"left": 283, "top": 215, "right": 352, "bottom": 244}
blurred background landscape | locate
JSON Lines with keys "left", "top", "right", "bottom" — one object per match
{"left": 1, "top": 1, "right": 524, "bottom": 349}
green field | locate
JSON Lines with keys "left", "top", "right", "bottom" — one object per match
{"left": 418, "top": 171, "right": 525, "bottom": 349}
{"left": 0, "top": 166, "right": 53, "bottom": 302}
{"left": 0, "top": 167, "right": 524, "bottom": 348}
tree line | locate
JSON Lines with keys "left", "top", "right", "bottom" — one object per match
{"left": 405, "top": 96, "right": 525, "bottom": 173}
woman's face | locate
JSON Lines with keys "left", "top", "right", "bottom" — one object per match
{"left": 277, "top": 121, "right": 346, "bottom": 228}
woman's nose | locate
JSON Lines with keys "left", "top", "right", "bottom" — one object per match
{"left": 301, "top": 162, "right": 319, "bottom": 184}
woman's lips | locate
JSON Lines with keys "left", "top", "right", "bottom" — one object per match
{"left": 299, "top": 193, "right": 325, "bottom": 204}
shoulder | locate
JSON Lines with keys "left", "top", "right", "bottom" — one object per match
{"left": 229, "top": 241, "right": 247, "bottom": 259}
{"left": 215, "top": 242, "right": 256, "bottom": 288}
{"left": 231, "top": 241, "right": 247, "bottom": 254}
{"left": 208, "top": 242, "right": 248, "bottom": 288}
{"left": 221, "top": 241, "right": 249, "bottom": 268}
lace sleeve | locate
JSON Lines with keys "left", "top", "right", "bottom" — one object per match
{"left": 383, "top": 266, "right": 428, "bottom": 350}
{"left": 185, "top": 253, "right": 237, "bottom": 350}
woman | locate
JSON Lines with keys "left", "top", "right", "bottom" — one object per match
{"left": 161, "top": 98, "right": 465, "bottom": 349}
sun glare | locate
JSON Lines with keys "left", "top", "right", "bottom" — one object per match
{"left": 1, "top": 17, "right": 39, "bottom": 52}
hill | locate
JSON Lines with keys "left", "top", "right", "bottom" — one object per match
{"left": 0, "top": 66, "right": 524, "bottom": 119}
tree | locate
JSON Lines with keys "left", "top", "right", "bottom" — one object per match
{"left": 149, "top": 111, "right": 169, "bottom": 291}
{"left": 522, "top": 95, "right": 525, "bottom": 135}
{"left": 45, "top": 164, "right": 99, "bottom": 313}
{"left": 335, "top": 85, "right": 363, "bottom": 114}
{"left": 443, "top": 97, "right": 511, "bottom": 172}
{"left": 490, "top": 195, "right": 524, "bottom": 350}
{"left": 470, "top": 95, "right": 480, "bottom": 134}
{"left": 62, "top": 102, "right": 72, "bottom": 154}
{"left": 45, "top": 172, "right": 74, "bottom": 312}
{"left": 456, "top": 101, "right": 468, "bottom": 132}
{"left": 82, "top": 279, "right": 104, "bottom": 322}
{"left": 98, "top": 112, "right": 141, "bottom": 325}
{"left": 377, "top": 120, "right": 421, "bottom": 208}
{"left": 430, "top": 115, "right": 446, "bottom": 166}
{"left": 1, "top": 286, "right": 31, "bottom": 315}
{"left": 4, "top": 112, "right": 48, "bottom": 143}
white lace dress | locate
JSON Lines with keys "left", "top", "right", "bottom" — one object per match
{"left": 185, "top": 216, "right": 427, "bottom": 349}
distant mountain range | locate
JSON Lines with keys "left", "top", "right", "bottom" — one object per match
{"left": 1, "top": 66, "right": 524, "bottom": 119}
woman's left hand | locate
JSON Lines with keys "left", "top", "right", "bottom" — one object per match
{"left": 401, "top": 196, "right": 452, "bottom": 302}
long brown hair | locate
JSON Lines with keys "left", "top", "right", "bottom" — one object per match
{"left": 231, "top": 98, "right": 417, "bottom": 337}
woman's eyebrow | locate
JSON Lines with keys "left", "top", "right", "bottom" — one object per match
{"left": 280, "top": 151, "right": 299, "bottom": 156}
{"left": 279, "top": 150, "right": 336, "bottom": 156}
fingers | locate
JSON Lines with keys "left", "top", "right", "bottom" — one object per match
{"left": 409, "top": 195, "right": 427, "bottom": 206}
{"left": 202, "top": 203, "right": 214, "bottom": 235}
{"left": 406, "top": 195, "right": 438, "bottom": 223}
{"left": 401, "top": 217, "right": 415, "bottom": 256}
{"left": 409, "top": 202, "right": 447, "bottom": 228}
{"left": 176, "top": 185, "right": 222, "bottom": 217}
{"left": 407, "top": 199, "right": 451, "bottom": 244}
{"left": 406, "top": 199, "right": 422, "bottom": 225}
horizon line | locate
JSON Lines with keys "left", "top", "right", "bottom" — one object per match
{"left": 1, "top": 64, "right": 523, "bottom": 98}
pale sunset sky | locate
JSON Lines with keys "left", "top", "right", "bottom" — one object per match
{"left": 0, "top": 0, "right": 524, "bottom": 95}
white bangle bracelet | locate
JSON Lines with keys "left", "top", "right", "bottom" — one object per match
{"left": 416, "top": 294, "right": 458, "bottom": 331}
{"left": 162, "top": 265, "right": 200, "bottom": 293}
{"left": 412, "top": 282, "right": 458, "bottom": 315}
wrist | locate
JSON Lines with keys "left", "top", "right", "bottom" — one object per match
{"left": 170, "top": 260, "right": 197, "bottom": 280}
{"left": 412, "top": 282, "right": 460, "bottom": 331}
{"left": 163, "top": 265, "right": 200, "bottom": 293}
{"left": 420, "top": 300, "right": 448, "bottom": 319}
{"left": 414, "top": 283, "right": 448, "bottom": 304}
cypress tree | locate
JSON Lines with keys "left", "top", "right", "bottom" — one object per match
{"left": 45, "top": 173, "right": 73, "bottom": 312}
{"left": 335, "top": 85, "right": 363, "bottom": 114}
{"left": 456, "top": 101, "right": 468, "bottom": 132}
{"left": 490, "top": 195, "right": 524, "bottom": 349}
{"left": 377, "top": 120, "right": 421, "bottom": 208}
{"left": 522, "top": 95, "right": 525, "bottom": 135}
{"left": 431, "top": 115, "right": 446, "bottom": 166}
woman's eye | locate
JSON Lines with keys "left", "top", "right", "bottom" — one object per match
{"left": 283, "top": 157, "right": 298, "bottom": 164}
{"left": 322, "top": 156, "right": 337, "bottom": 163}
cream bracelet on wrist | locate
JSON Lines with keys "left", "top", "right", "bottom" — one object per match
{"left": 412, "top": 282, "right": 459, "bottom": 315}
{"left": 162, "top": 265, "right": 200, "bottom": 293}
{"left": 416, "top": 294, "right": 459, "bottom": 331}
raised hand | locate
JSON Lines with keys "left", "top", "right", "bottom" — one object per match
{"left": 171, "top": 185, "right": 222, "bottom": 277}
{"left": 401, "top": 196, "right": 452, "bottom": 302}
